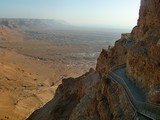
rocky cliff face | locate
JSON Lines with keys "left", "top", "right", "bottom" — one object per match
{"left": 96, "top": 36, "right": 134, "bottom": 76}
{"left": 28, "top": 69, "right": 135, "bottom": 120}
{"left": 132, "top": 0, "right": 160, "bottom": 41}
{"left": 127, "top": 0, "right": 160, "bottom": 103}
{"left": 28, "top": 0, "right": 160, "bottom": 119}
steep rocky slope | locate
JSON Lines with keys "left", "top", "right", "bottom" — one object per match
{"left": 28, "top": 69, "right": 135, "bottom": 120}
{"left": 28, "top": 0, "right": 160, "bottom": 119}
{"left": 127, "top": 0, "right": 160, "bottom": 103}
{"left": 0, "top": 25, "right": 24, "bottom": 42}
{"left": 132, "top": 0, "right": 160, "bottom": 40}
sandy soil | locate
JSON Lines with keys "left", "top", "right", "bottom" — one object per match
{"left": 0, "top": 26, "right": 96, "bottom": 120}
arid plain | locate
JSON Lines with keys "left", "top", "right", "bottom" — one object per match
{"left": 0, "top": 19, "right": 126, "bottom": 120}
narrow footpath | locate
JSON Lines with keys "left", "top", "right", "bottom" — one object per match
{"left": 108, "top": 65, "right": 160, "bottom": 120}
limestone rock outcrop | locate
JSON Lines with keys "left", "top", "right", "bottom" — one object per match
{"left": 132, "top": 0, "right": 160, "bottom": 41}
{"left": 96, "top": 36, "right": 134, "bottom": 76}
{"left": 28, "top": 68, "right": 135, "bottom": 120}
{"left": 28, "top": 69, "right": 101, "bottom": 120}
{"left": 127, "top": 0, "right": 160, "bottom": 103}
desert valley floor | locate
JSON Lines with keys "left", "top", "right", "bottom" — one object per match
{"left": 0, "top": 20, "right": 128, "bottom": 119}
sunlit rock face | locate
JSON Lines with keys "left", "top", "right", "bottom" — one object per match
{"left": 28, "top": 69, "right": 135, "bottom": 120}
{"left": 96, "top": 38, "right": 131, "bottom": 76}
{"left": 127, "top": 0, "right": 160, "bottom": 103}
{"left": 132, "top": 0, "right": 160, "bottom": 41}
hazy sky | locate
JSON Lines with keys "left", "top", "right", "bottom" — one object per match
{"left": 0, "top": 0, "right": 140, "bottom": 29}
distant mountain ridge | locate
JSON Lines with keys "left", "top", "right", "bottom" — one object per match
{"left": 0, "top": 18, "right": 71, "bottom": 30}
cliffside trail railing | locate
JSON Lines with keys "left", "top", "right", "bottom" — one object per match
{"left": 107, "top": 64, "right": 160, "bottom": 120}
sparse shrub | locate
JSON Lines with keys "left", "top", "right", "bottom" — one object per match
{"left": 103, "top": 75, "right": 111, "bottom": 85}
